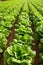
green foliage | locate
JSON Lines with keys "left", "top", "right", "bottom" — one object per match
{"left": 4, "top": 44, "right": 36, "bottom": 65}
{"left": 1, "top": 0, "right": 43, "bottom": 65}
{"left": 11, "top": 10, "right": 33, "bottom": 46}
{"left": 0, "top": 33, "right": 7, "bottom": 53}
{"left": 0, "top": 0, "right": 25, "bottom": 53}
{"left": 39, "top": 38, "right": 43, "bottom": 53}
{"left": 3, "top": 2, "right": 36, "bottom": 65}
{"left": 40, "top": 53, "right": 43, "bottom": 64}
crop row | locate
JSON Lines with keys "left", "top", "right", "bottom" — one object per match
{"left": 0, "top": 0, "right": 43, "bottom": 65}
{"left": 28, "top": 1, "right": 43, "bottom": 65}
{"left": 0, "top": 1, "right": 24, "bottom": 53}
{"left": 4, "top": 3, "right": 36, "bottom": 65}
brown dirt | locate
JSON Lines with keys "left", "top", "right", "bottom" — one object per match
{"left": 7, "top": 19, "right": 18, "bottom": 47}
{"left": 31, "top": 24, "right": 40, "bottom": 65}
{"left": 0, "top": 54, "right": 4, "bottom": 65}
{"left": 32, "top": 41, "right": 40, "bottom": 65}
